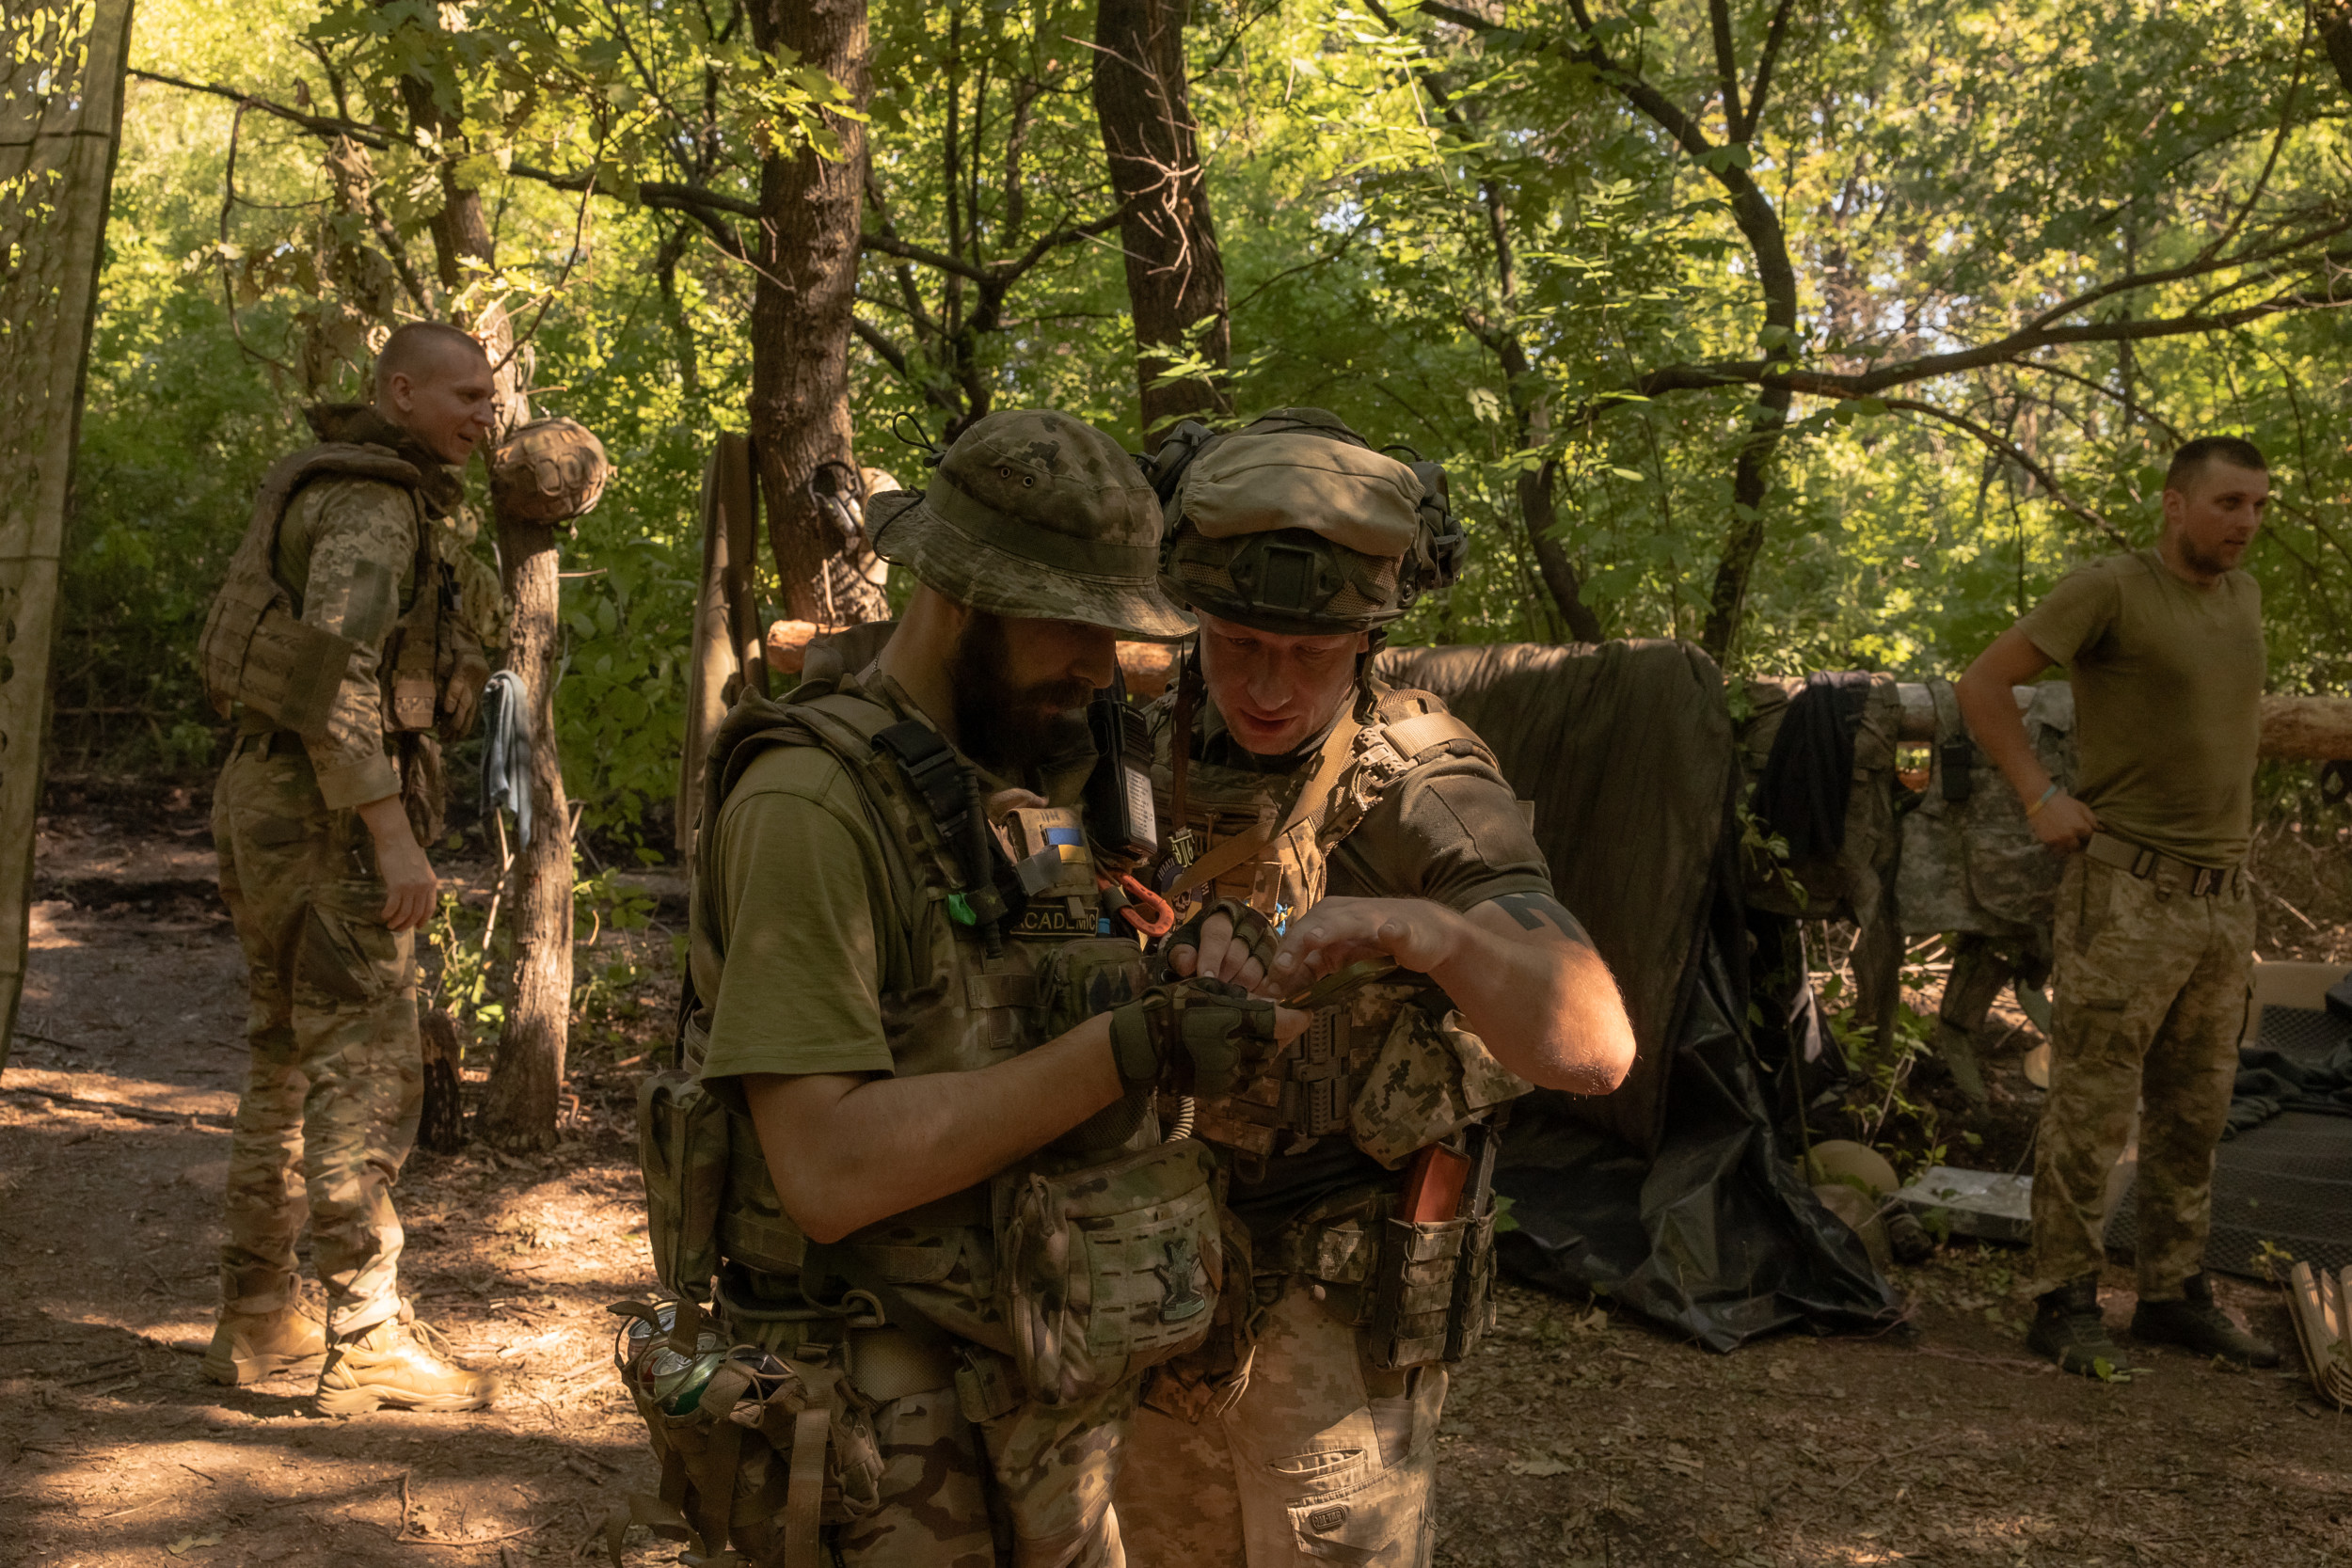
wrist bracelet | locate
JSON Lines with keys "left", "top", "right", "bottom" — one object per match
{"left": 2026, "top": 784, "right": 2059, "bottom": 818}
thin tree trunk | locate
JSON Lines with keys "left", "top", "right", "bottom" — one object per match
{"left": 480, "top": 523, "right": 571, "bottom": 1149}
{"left": 1093, "top": 0, "right": 1231, "bottom": 447}
{"left": 746, "top": 0, "right": 884, "bottom": 626}
{"left": 0, "top": 0, "right": 135, "bottom": 1072}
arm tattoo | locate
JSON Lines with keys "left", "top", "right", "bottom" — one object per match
{"left": 1490, "top": 891, "right": 1594, "bottom": 948}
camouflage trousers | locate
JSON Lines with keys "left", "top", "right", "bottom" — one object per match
{"left": 2027, "top": 852, "right": 2254, "bottom": 1302}
{"left": 1119, "top": 1282, "right": 1445, "bottom": 1568}
{"left": 212, "top": 736, "right": 421, "bottom": 1338}
{"left": 722, "top": 1312, "right": 1135, "bottom": 1568}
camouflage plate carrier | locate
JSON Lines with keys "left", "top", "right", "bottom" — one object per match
{"left": 627, "top": 659, "right": 1248, "bottom": 1567}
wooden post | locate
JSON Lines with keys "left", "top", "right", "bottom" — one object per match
{"left": 0, "top": 0, "right": 135, "bottom": 1072}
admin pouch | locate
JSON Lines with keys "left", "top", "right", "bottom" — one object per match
{"left": 996, "top": 1134, "right": 1238, "bottom": 1406}
{"left": 607, "top": 1296, "right": 885, "bottom": 1568}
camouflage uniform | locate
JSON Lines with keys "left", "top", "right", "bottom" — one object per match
{"left": 1119, "top": 411, "right": 1544, "bottom": 1568}
{"left": 210, "top": 406, "right": 491, "bottom": 1338}
{"left": 2026, "top": 853, "right": 2253, "bottom": 1299}
{"left": 634, "top": 409, "right": 1201, "bottom": 1568}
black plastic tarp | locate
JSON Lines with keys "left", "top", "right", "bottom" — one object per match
{"left": 1375, "top": 641, "right": 1902, "bottom": 1351}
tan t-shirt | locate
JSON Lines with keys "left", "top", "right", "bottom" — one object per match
{"left": 2016, "top": 546, "right": 2264, "bottom": 866}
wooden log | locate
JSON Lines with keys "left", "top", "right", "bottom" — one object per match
{"left": 418, "top": 1007, "right": 468, "bottom": 1153}
{"left": 1760, "top": 676, "right": 2352, "bottom": 760}
{"left": 767, "top": 624, "right": 1185, "bottom": 701}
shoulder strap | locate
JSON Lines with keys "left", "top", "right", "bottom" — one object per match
{"left": 1167, "top": 700, "right": 1363, "bottom": 902}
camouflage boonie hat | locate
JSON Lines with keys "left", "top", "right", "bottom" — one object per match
{"left": 866, "top": 409, "right": 1193, "bottom": 641}
{"left": 489, "top": 417, "right": 612, "bottom": 523}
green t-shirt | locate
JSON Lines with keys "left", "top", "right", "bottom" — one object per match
{"left": 691, "top": 674, "right": 1094, "bottom": 1085}
{"left": 2016, "top": 546, "right": 2264, "bottom": 866}
{"left": 692, "top": 739, "right": 898, "bottom": 1083}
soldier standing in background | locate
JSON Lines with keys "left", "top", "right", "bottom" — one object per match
{"left": 1958, "top": 434, "right": 2280, "bottom": 1376}
{"left": 196, "top": 322, "right": 501, "bottom": 1414}
{"left": 1117, "top": 409, "right": 1636, "bottom": 1566}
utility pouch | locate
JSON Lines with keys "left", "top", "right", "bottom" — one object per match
{"left": 1139, "top": 1202, "right": 1260, "bottom": 1424}
{"left": 609, "top": 1299, "right": 883, "bottom": 1568}
{"left": 1034, "top": 936, "right": 1152, "bottom": 1038}
{"left": 1348, "top": 1004, "right": 1531, "bottom": 1169}
{"left": 995, "top": 1135, "right": 1230, "bottom": 1406}
{"left": 639, "top": 1069, "right": 729, "bottom": 1297}
{"left": 1364, "top": 1118, "right": 1503, "bottom": 1370}
{"left": 1365, "top": 1214, "right": 1475, "bottom": 1370}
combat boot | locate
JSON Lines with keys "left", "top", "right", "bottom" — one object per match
{"left": 2131, "top": 1272, "right": 2281, "bottom": 1368}
{"left": 2026, "top": 1275, "right": 2133, "bottom": 1378}
{"left": 315, "top": 1319, "right": 496, "bottom": 1415}
{"left": 201, "top": 1304, "right": 326, "bottom": 1386}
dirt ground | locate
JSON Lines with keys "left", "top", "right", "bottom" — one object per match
{"left": 5, "top": 794, "right": 2350, "bottom": 1567}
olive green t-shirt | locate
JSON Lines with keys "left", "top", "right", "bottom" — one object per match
{"left": 2016, "top": 546, "right": 2264, "bottom": 867}
{"left": 691, "top": 677, "right": 1094, "bottom": 1085}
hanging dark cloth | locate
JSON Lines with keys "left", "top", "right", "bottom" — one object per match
{"left": 480, "top": 669, "right": 532, "bottom": 848}
{"left": 1751, "top": 671, "right": 1874, "bottom": 863}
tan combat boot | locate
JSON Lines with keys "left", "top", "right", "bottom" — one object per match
{"left": 315, "top": 1319, "right": 496, "bottom": 1416}
{"left": 201, "top": 1305, "right": 327, "bottom": 1386}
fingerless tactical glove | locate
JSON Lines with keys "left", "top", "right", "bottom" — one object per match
{"left": 1158, "top": 896, "right": 1280, "bottom": 983}
{"left": 1109, "top": 977, "right": 1280, "bottom": 1098}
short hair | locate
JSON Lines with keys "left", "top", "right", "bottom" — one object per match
{"left": 375, "top": 321, "right": 489, "bottom": 391}
{"left": 2165, "top": 436, "right": 2266, "bottom": 495}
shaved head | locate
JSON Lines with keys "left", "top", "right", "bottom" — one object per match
{"left": 373, "top": 322, "right": 499, "bottom": 467}
{"left": 375, "top": 321, "right": 489, "bottom": 390}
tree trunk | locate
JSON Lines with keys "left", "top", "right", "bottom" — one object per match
{"left": 1700, "top": 378, "right": 1795, "bottom": 661}
{"left": 479, "top": 523, "right": 573, "bottom": 1150}
{"left": 745, "top": 0, "right": 885, "bottom": 626}
{"left": 0, "top": 0, "right": 135, "bottom": 1073}
{"left": 1093, "top": 0, "right": 1232, "bottom": 447}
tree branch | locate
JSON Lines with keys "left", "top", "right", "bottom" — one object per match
{"left": 1742, "top": 0, "right": 1799, "bottom": 141}
{"left": 128, "top": 68, "right": 760, "bottom": 226}
{"left": 1878, "top": 397, "right": 2128, "bottom": 547}
{"left": 1708, "top": 0, "right": 1744, "bottom": 140}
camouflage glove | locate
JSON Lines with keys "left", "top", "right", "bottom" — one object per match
{"left": 1109, "top": 977, "right": 1280, "bottom": 1099}
{"left": 1157, "top": 896, "right": 1279, "bottom": 984}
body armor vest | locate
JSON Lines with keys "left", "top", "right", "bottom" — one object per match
{"left": 668, "top": 668, "right": 1231, "bottom": 1395}
{"left": 198, "top": 439, "right": 476, "bottom": 745}
{"left": 1148, "top": 675, "right": 1529, "bottom": 1165}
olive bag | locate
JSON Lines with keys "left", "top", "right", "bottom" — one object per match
{"left": 995, "top": 1135, "right": 1232, "bottom": 1406}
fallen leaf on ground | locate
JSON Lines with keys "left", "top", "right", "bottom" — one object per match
{"left": 166, "top": 1534, "right": 223, "bottom": 1557}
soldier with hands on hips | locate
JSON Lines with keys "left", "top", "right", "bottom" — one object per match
{"left": 1958, "top": 434, "right": 2279, "bottom": 1377}
{"left": 1114, "top": 408, "right": 1636, "bottom": 1568}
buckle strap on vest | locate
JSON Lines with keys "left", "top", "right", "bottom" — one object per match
{"left": 1168, "top": 705, "right": 1364, "bottom": 902}
{"left": 873, "top": 720, "right": 968, "bottom": 826}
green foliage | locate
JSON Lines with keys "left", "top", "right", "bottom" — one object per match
{"left": 60, "top": 0, "right": 2352, "bottom": 840}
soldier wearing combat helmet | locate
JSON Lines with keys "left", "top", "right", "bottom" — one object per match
{"left": 623, "top": 409, "right": 1308, "bottom": 1567}
{"left": 1116, "top": 408, "right": 1637, "bottom": 1567}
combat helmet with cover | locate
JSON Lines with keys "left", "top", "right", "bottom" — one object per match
{"left": 1146, "top": 407, "right": 1467, "bottom": 637}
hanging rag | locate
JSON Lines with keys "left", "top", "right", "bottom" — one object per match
{"left": 1751, "top": 671, "right": 1874, "bottom": 863}
{"left": 481, "top": 669, "right": 533, "bottom": 848}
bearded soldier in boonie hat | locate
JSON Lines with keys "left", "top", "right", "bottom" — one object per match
{"left": 1114, "top": 408, "right": 1635, "bottom": 1568}
{"left": 622, "top": 408, "right": 1287, "bottom": 1568}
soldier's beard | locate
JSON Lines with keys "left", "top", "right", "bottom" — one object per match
{"left": 949, "top": 610, "right": 1095, "bottom": 774}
